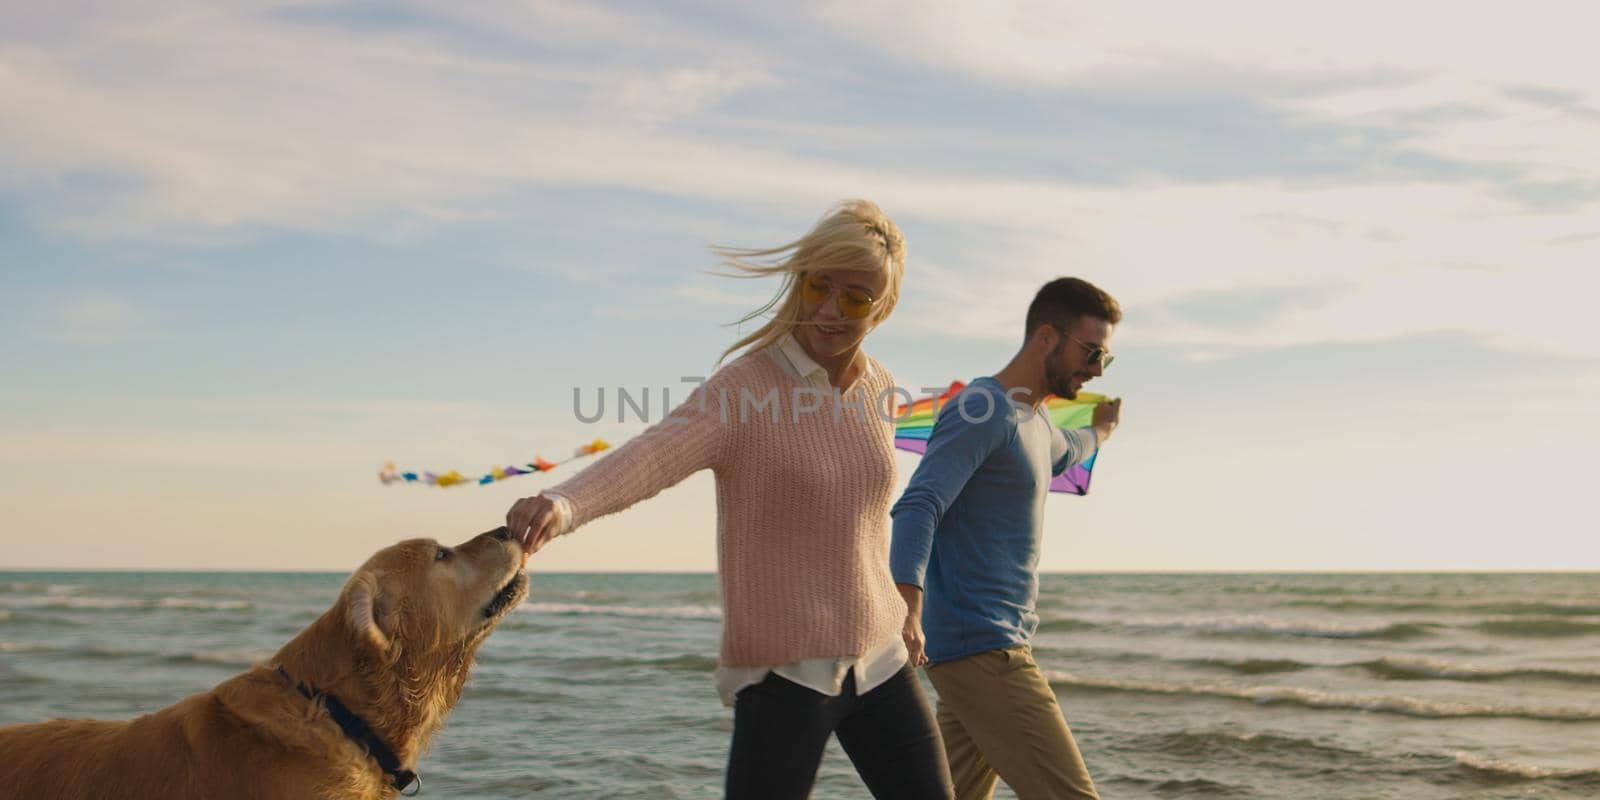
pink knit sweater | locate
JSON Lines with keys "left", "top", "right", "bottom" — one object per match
{"left": 547, "top": 350, "right": 906, "bottom": 667}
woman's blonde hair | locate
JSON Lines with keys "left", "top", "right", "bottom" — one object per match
{"left": 715, "top": 199, "right": 906, "bottom": 363}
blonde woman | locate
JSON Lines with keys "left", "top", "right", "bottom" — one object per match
{"left": 508, "top": 200, "right": 953, "bottom": 799}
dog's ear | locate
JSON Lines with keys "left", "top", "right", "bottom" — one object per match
{"left": 346, "top": 571, "right": 391, "bottom": 651}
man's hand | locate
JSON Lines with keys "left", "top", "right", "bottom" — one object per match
{"left": 896, "top": 582, "right": 928, "bottom": 667}
{"left": 1092, "top": 397, "right": 1121, "bottom": 442}
{"left": 901, "top": 615, "right": 927, "bottom": 667}
{"left": 506, "top": 494, "right": 558, "bottom": 555}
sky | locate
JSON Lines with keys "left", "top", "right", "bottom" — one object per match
{"left": 2, "top": 1, "right": 1598, "bottom": 571}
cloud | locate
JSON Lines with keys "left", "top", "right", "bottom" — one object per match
{"left": 612, "top": 67, "right": 776, "bottom": 128}
{"left": 1154, "top": 283, "right": 1354, "bottom": 333}
{"left": 29, "top": 294, "right": 146, "bottom": 344}
{"left": 3, "top": 0, "right": 1599, "bottom": 361}
{"left": 4, "top": 0, "right": 1584, "bottom": 244}
{"left": 820, "top": 2, "right": 1600, "bottom": 215}
{"left": 1504, "top": 84, "right": 1600, "bottom": 122}
{"left": 820, "top": 2, "right": 1600, "bottom": 93}
{"left": 0, "top": 0, "right": 784, "bottom": 239}
{"left": 868, "top": 178, "right": 1600, "bottom": 357}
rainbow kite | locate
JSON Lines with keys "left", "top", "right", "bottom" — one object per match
{"left": 893, "top": 381, "right": 1104, "bottom": 495}
{"left": 379, "top": 440, "right": 610, "bottom": 488}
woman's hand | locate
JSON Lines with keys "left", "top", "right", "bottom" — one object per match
{"left": 506, "top": 494, "right": 559, "bottom": 555}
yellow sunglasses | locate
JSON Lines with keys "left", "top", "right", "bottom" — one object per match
{"left": 799, "top": 275, "right": 877, "bottom": 320}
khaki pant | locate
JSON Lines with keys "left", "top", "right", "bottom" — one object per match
{"left": 925, "top": 645, "right": 1099, "bottom": 800}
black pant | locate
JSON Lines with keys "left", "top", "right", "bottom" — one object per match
{"left": 725, "top": 665, "right": 955, "bottom": 800}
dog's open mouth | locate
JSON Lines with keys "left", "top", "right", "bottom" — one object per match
{"left": 481, "top": 571, "right": 528, "bottom": 620}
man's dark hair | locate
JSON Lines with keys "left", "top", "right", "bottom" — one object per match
{"left": 1024, "top": 277, "right": 1121, "bottom": 340}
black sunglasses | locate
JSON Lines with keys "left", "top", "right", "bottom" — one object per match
{"left": 1054, "top": 328, "right": 1115, "bottom": 370}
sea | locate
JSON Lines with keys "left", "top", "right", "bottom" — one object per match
{"left": 2, "top": 571, "right": 1597, "bottom": 799}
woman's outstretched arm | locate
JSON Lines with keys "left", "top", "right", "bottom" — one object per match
{"left": 508, "top": 370, "right": 733, "bottom": 553}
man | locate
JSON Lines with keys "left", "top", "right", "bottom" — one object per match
{"left": 890, "top": 277, "right": 1121, "bottom": 800}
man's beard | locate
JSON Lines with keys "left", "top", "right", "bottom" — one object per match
{"left": 1043, "top": 342, "right": 1078, "bottom": 399}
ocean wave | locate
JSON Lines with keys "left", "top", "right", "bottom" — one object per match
{"left": 626, "top": 653, "right": 719, "bottom": 673}
{"left": 1, "top": 582, "right": 43, "bottom": 594}
{"left": 161, "top": 649, "right": 275, "bottom": 667}
{"left": 1219, "top": 584, "right": 1349, "bottom": 596}
{"left": 1137, "top": 730, "right": 1362, "bottom": 762}
{"left": 1182, "top": 657, "right": 1316, "bottom": 675}
{"left": 1050, "top": 610, "right": 1600, "bottom": 640}
{"left": 458, "top": 685, "right": 579, "bottom": 704}
{"left": 1289, "top": 599, "right": 1600, "bottom": 617}
{"left": 518, "top": 601, "right": 720, "bottom": 620}
{"left": 0, "top": 612, "right": 87, "bottom": 628}
{"left": 1466, "top": 602, "right": 1600, "bottom": 617}
{"left": 1108, "top": 771, "right": 1258, "bottom": 797}
{"left": 529, "top": 653, "right": 721, "bottom": 673}
{"left": 1360, "top": 657, "right": 1600, "bottom": 685}
{"left": 156, "top": 598, "right": 253, "bottom": 612}
{"left": 520, "top": 602, "right": 721, "bottom": 621}
{"left": 1, "top": 583, "right": 89, "bottom": 595}
{"left": 1148, "top": 778, "right": 1253, "bottom": 797}
{"left": 29, "top": 644, "right": 273, "bottom": 667}
{"left": 529, "top": 590, "right": 632, "bottom": 606}
{"left": 0, "top": 667, "right": 50, "bottom": 686}
{"left": 0, "top": 595, "right": 146, "bottom": 610}
{"left": 1045, "top": 671, "right": 1600, "bottom": 721}
{"left": 0, "top": 595, "right": 253, "bottom": 613}
{"left": 661, "top": 654, "right": 718, "bottom": 672}
{"left": 1123, "top": 616, "right": 1437, "bottom": 641}
{"left": 78, "top": 646, "right": 150, "bottom": 661}
{"left": 1146, "top": 653, "right": 1600, "bottom": 686}
{"left": 1471, "top": 618, "right": 1600, "bottom": 638}
{"left": 0, "top": 641, "right": 53, "bottom": 653}
{"left": 1035, "top": 617, "right": 1100, "bottom": 633}
{"left": 1451, "top": 752, "right": 1600, "bottom": 783}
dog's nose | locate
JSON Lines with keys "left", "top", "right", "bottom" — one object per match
{"left": 489, "top": 526, "right": 512, "bottom": 542}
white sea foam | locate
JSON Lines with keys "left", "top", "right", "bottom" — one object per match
{"left": 1365, "top": 656, "right": 1600, "bottom": 684}
{"left": 1452, "top": 751, "right": 1600, "bottom": 780}
{"left": 0, "top": 641, "right": 50, "bottom": 653}
{"left": 182, "top": 649, "right": 275, "bottom": 667}
{"left": 1373, "top": 655, "right": 1499, "bottom": 678}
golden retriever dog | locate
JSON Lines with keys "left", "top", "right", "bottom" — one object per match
{"left": 0, "top": 527, "right": 529, "bottom": 800}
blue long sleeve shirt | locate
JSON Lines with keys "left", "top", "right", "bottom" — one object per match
{"left": 889, "top": 377, "right": 1098, "bottom": 663}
